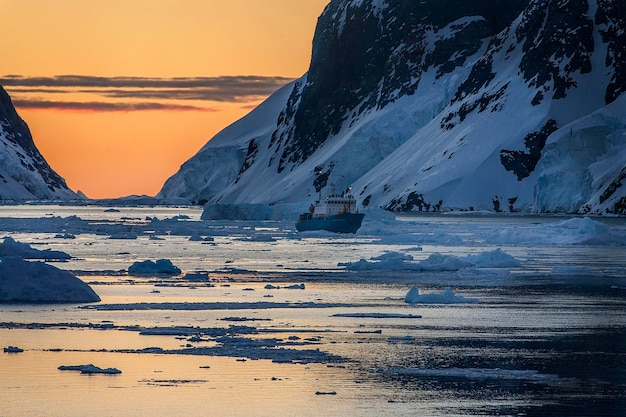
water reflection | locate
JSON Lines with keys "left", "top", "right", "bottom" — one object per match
{"left": 1, "top": 206, "right": 625, "bottom": 416}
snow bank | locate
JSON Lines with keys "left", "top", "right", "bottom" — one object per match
{"left": 0, "top": 257, "right": 100, "bottom": 303}
{"left": 128, "top": 259, "right": 181, "bottom": 276}
{"left": 404, "top": 287, "right": 479, "bottom": 304}
{"left": 0, "top": 236, "right": 70, "bottom": 260}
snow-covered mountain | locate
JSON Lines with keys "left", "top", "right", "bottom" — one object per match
{"left": 160, "top": 0, "right": 626, "bottom": 215}
{"left": 0, "top": 86, "right": 77, "bottom": 200}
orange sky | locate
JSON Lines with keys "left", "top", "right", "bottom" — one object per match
{"left": 0, "top": 0, "right": 329, "bottom": 198}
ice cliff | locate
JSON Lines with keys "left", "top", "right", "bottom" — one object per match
{"left": 160, "top": 0, "right": 626, "bottom": 214}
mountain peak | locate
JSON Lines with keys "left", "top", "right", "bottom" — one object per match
{"left": 0, "top": 86, "right": 77, "bottom": 200}
{"left": 160, "top": 0, "right": 626, "bottom": 215}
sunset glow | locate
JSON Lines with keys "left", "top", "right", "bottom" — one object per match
{"left": 1, "top": 0, "right": 329, "bottom": 198}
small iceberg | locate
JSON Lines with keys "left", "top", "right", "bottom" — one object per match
{"left": 0, "top": 236, "right": 71, "bottom": 260}
{"left": 0, "top": 257, "right": 100, "bottom": 303}
{"left": 404, "top": 287, "right": 479, "bottom": 304}
{"left": 182, "top": 271, "right": 210, "bottom": 282}
{"left": 58, "top": 364, "right": 121, "bottom": 374}
{"left": 4, "top": 346, "right": 24, "bottom": 353}
{"left": 464, "top": 248, "right": 521, "bottom": 268}
{"left": 416, "top": 254, "right": 473, "bottom": 271}
{"left": 128, "top": 259, "right": 181, "bottom": 276}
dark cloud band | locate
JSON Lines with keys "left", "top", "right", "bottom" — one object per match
{"left": 1, "top": 74, "right": 292, "bottom": 88}
{"left": 2, "top": 74, "right": 294, "bottom": 112}
{"left": 12, "top": 99, "right": 216, "bottom": 112}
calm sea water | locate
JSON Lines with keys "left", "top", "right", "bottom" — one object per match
{"left": 1, "top": 206, "right": 625, "bottom": 416}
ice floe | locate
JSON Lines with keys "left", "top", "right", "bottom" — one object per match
{"left": 464, "top": 248, "right": 521, "bottom": 268}
{"left": 264, "top": 283, "right": 305, "bottom": 290}
{"left": 0, "top": 236, "right": 70, "bottom": 260}
{"left": 485, "top": 216, "right": 625, "bottom": 246}
{"left": 3, "top": 345, "right": 24, "bottom": 353}
{"left": 340, "top": 249, "right": 519, "bottom": 272}
{"left": 404, "top": 287, "right": 479, "bottom": 304}
{"left": 58, "top": 364, "right": 121, "bottom": 374}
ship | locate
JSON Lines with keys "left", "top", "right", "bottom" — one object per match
{"left": 296, "top": 189, "right": 365, "bottom": 233}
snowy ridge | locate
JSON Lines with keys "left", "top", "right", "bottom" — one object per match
{"left": 160, "top": 0, "right": 625, "bottom": 215}
{"left": 0, "top": 86, "right": 77, "bottom": 200}
{"left": 159, "top": 81, "right": 296, "bottom": 204}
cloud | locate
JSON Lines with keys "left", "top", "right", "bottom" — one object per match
{"left": 1, "top": 74, "right": 294, "bottom": 112}
{"left": 12, "top": 99, "right": 217, "bottom": 112}
{"left": 2, "top": 75, "right": 293, "bottom": 102}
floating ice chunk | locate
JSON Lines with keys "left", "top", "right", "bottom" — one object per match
{"left": 189, "top": 235, "right": 214, "bottom": 242}
{"left": 0, "top": 257, "right": 100, "bottom": 303}
{"left": 340, "top": 249, "right": 519, "bottom": 272}
{"left": 339, "top": 251, "right": 417, "bottom": 270}
{"left": 182, "top": 271, "right": 210, "bottom": 282}
{"left": 265, "top": 283, "right": 305, "bottom": 290}
{"left": 464, "top": 248, "right": 520, "bottom": 268}
{"left": 285, "top": 283, "right": 305, "bottom": 290}
{"left": 387, "top": 335, "right": 415, "bottom": 344}
{"left": 404, "top": 287, "right": 479, "bottom": 304}
{"left": 58, "top": 364, "right": 121, "bottom": 374}
{"left": 554, "top": 217, "right": 610, "bottom": 234}
{"left": 128, "top": 259, "right": 181, "bottom": 276}
{"left": 236, "top": 234, "right": 277, "bottom": 242}
{"left": 3, "top": 346, "right": 24, "bottom": 353}
{"left": 456, "top": 267, "right": 510, "bottom": 277}
{"left": 416, "top": 253, "right": 473, "bottom": 271}
{"left": 485, "top": 217, "right": 623, "bottom": 246}
{"left": 54, "top": 233, "right": 76, "bottom": 239}
{"left": 373, "top": 252, "right": 414, "bottom": 262}
{"left": 0, "top": 236, "right": 71, "bottom": 260}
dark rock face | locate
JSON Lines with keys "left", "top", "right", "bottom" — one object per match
{"left": 500, "top": 119, "right": 559, "bottom": 180}
{"left": 596, "top": 0, "right": 626, "bottom": 104}
{"left": 517, "top": 0, "right": 594, "bottom": 101}
{"left": 0, "top": 86, "right": 73, "bottom": 198}
{"left": 267, "top": 0, "right": 528, "bottom": 173}
{"left": 166, "top": 0, "right": 625, "bottom": 214}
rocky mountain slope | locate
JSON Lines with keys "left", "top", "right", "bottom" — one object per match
{"left": 0, "top": 86, "right": 77, "bottom": 200}
{"left": 160, "top": 0, "right": 626, "bottom": 214}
